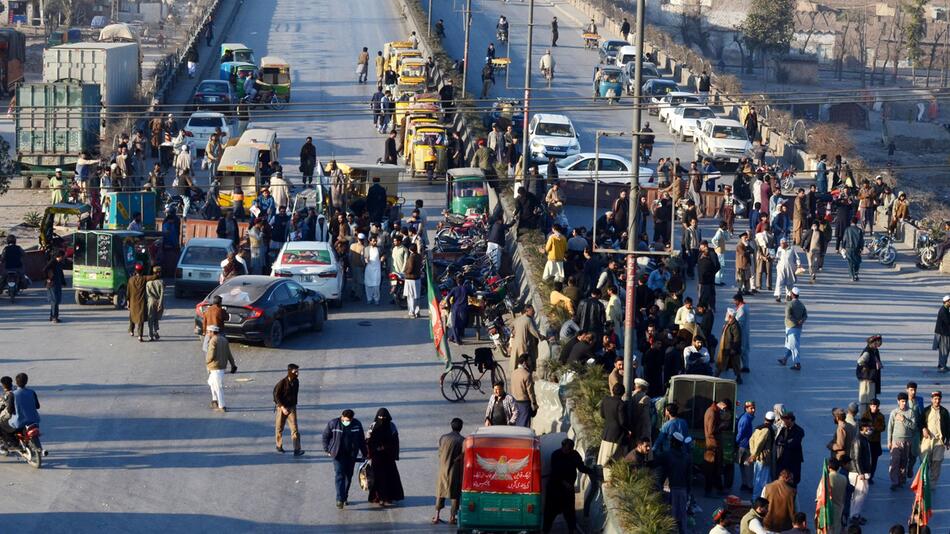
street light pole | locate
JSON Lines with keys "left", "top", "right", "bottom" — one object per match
{"left": 623, "top": 0, "right": 646, "bottom": 401}
{"left": 461, "top": 0, "right": 472, "bottom": 99}
{"left": 520, "top": 0, "right": 535, "bottom": 189}
{"left": 428, "top": 0, "right": 433, "bottom": 37}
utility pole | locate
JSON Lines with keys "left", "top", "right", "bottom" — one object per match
{"left": 944, "top": 0, "right": 949, "bottom": 85}
{"left": 623, "top": 0, "right": 646, "bottom": 402}
{"left": 461, "top": 0, "right": 472, "bottom": 99}
{"left": 520, "top": 0, "right": 535, "bottom": 190}
{"left": 428, "top": 0, "right": 433, "bottom": 37}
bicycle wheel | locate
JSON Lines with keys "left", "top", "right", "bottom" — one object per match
{"left": 440, "top": 365, "right": 473, "bottom": 402}
{"left": 490, "top": 363, "right": 507, "bottom": 389}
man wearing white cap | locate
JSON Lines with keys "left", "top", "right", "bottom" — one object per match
{"left": 205, "top": 325, "right": 237, "bottom": 412}
{"left": 749, "top": 411, "right": 776, "bottom": 498}
{"left": 933, "top": 295, "right": 950, "bottom": 372}
{"left": 778, "top": 288, "right": 807, "bottom": 370}
{"left": 48, "top": 168, "right": 68, "bottom": 224}
{"left": 772, "top": 237, "right": 800, "bottom": 302}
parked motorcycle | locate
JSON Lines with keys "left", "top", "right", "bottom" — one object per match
{"left": 916, "top": 231, "right": 942, "bottom": 269}
{"left": 2, "top": 424, "right": 45, "bottom": 468}
{"left": 389, "top": 271, "right": 406, "bottom": 307}
{"left": 3, "top": 271, "right": 28, "bottom": 303}
{"left": 484, "top": 303, "right": 511, "bottom": 358}
{"left": 866, "top": 233, "right": 897, "bottom": 266}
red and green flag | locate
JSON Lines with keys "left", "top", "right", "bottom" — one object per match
{"left": 815, "top": 459, "right": 834, "bottom": 533}
{"left": 426, "top": 255, "right": 452, "bottom": 369}
{"left": 910, "top": 453, "right": 933, "bottom": 526}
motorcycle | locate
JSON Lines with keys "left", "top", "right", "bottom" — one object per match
{"left": 4, "top": 271, "right": 21, "bottom": 303}
{"left": 2, "top": 424, "right": 45, "bottom": 468}
{"left": 866, "top": 233, "right": 897, "bottom": 266}
{"left": 241, "top": 89, "right": 283, "bottom": 110}
{"left": 639, "top": 143, "right": 653, "bottom": 164}
{"left": 496, "top": 27, "right": 508, "bottom": 43}
{"left": 484, "top": 303, "right": 511, "bottom": 358}
{"left": 389, "top": 271, "right": 406, "bottom": 307}
{"left": 916, "top": 231, "right": 942, "bottom": 269}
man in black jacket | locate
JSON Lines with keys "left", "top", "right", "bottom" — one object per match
{"left": 323, "top": 409, "right": 368, "bottom": 508}
{"left": 934, "top": 296, "right": 950, "bottom": 372}
{"left": 383, "top": 130, "right": 399, "bottom": 165}
{"left": 574, "top": 288, "right": 606, "bottom": 343}
{"left": 598, "top": 384, "right": 627, "bottom": 474}
{"left": 366, "top": 177, "right": 388, "bottom": 224}
{"left": 774, "top": 412, "right": 806, "bottom": 485}
{"left": 299, "top": 137, "right": 317, "bottom": 186}
{"left": 514, "top": 187, "right": 540, "bottom": 230}
{"left": 274, "top": 364, "right": 303, "bottom": 456}
{"left": 846, "top": 420, "right": 874, "bottom": 525}
{"left": 696, "top": 241, "right": 721, "bottom": 313}
{"left": 543, "top": 438, "right": 593, "bottom": 533}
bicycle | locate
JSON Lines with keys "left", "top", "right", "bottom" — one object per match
{"left": 440, "top": 350, "right": 507, "bottom": 402}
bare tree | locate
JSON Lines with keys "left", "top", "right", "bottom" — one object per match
{"left": 925, "top": 26, "right": 948, "bottom": 86}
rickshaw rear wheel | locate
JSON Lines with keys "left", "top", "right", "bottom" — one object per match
{"left": 75, "top": 291, "right": 88, "bottom": 305}
{"left": 113, "top": 288, "right": 126, "bottom": 309}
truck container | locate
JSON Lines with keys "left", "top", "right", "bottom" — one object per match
{"left": 0, "top": 29, "right": 26, "bottom": 94}
{"left": 16, "top": 81, "right": 103, "bottom": 175}
{"left": 42, "top": 42, "right": 140, "bottom": 107}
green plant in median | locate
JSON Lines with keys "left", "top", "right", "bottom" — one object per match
{"left": 606, "top": 460, "right": 677, "bottom": 533}
{"left": 564, "top": 364, "right": 608, "bottom": 447}
{"left": 22, "top": 211, "right": 42, "bottom": 228}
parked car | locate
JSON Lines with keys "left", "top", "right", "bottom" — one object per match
{"left": 622, "top": 61, "right": 660, "bottom": 94}
{"left": 184, "top": 112, "right": 235, "bottom": 157}
{"left": 189, "top": 79, "right": 237, "bottom": 113}
{"left": 642, "top": 79, "right": 682, "bottom": 114}
{"left": 527, "top": 113, "right": 580, "bottom": 163}
{"left": 693, "top": 118, "right": 753, "bottom": 168}
{"left": 614, "top": 45, "right": 639, "bottom": 67}
{"left": 194, "top": 275, "right": 327, "bottom": 348}
{"left": 541, "top": 152, "right": 655, "bottom": 186}
{"left": 598, "top": 39, "right": 628, "bottom": 65}
{"left": 270, "top": 241, "right": 344, "bottom": 307}
{"left": 657, "top": 92, "right": 702, "bottom": 123}
{"left": 667, "top": 105, "right": 716, "bottom": 141}
{"left": 175, "top": 238, "right": 235, "bottom": 298}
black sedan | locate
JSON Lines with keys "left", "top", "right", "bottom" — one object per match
{"left": 194, "top": 276, "right": 327, "bottom": 348}
{"left": 188, "top": 80, "right": 237, "bottom": 113}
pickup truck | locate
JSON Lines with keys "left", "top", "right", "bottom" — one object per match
{"left": 693, "top": 118, "right": 752, "bottom": 169}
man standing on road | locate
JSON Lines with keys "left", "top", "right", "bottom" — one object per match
{"left": 146, "top": 267, "right": 164, "bottom": 341}
{"left": 511, "top": 355, "right": 538, "bottom": 428}
{"left": 887, "top": 392, "right": 917, "bottom": 490}
{"left": 774, "top": 412, "right": 804, "bottom": 486}
{"left": 620, "top": 17, "right": 630, "bottom": 41}
{"left": 202, "top": 295, "right": 226, "bottom": 352}
{"left": 543, "top": 224, "right": 567, "bottom": 283}
{"left": 598, "top": 383, "right": 626, "bottom": 480}
{"left": 933, "top": 295, "right": 950, "bottom": 372}
{"left": 921, "top": 390, "right": 948, "bottom": 483}
{"left": 274, "top": 364, "right": 304, "bottom": 456}
{"left": 773, "top": 238, "right": 800, "bottom": 302}
{"left": 733, "top": 293, "right": 751, "bottom": 373}
{"left": 761, "top": 469, "right": 797, "bottom": 532}
{"left": 551, "top": 17, "right": 558, "bottom": 47}
{"left": 127, "top": 264, "right": 157, "bottom": 342}
{"left": 205, "top": 325, "right": 237, "bottom": 412}
{"left": 736, "top": 401, "right": 756, "bottom": 492}
{"left": 485, "top": 381, "right": 518, "bottom": 426}
{"left": 323, "top": 409, "right": 368, "bottom": 509}
{"left": 349, "top": 233, "right": 367, "bottom": 302}
{"left": 480, "top": 62, "right": 494, "bottom": 99}
{"left": 509, "top": 305, "right": 542, "bottom": 374}
{"left": 841, "top": 218, "right": 864, "bottom": 282}
{"left": 44, "top": 249, "right": 66, "bottom": 323}
{"left": 433, "top": 418, "right": 464, "bottom": 525}
{"left": 703, "top": 398, "right": 731, "bottom": 497}
{"left": 696, "top": 241, "right": 721, "bottom": 313}
{"left": 543, "top": 438, "right": 593, "bottom": 534}
{"left": 299, "top": 137, "right": 317, "bottom": 186}
{"left": 356, "top": 47, "right": 369, "bottom": 84}
{"left": 777, "top": 287, "right": 806, "bottom": 371}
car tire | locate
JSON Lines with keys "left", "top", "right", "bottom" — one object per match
{"left": 264, "top": 320, "right": 284, "bottom": 348}
{"left": 174, "top": 286, "right": 184, "bottom": 299}
{"left": 311, "top": 306, "right": 325, "bottom": 332}
{"left": 75, "top": 291, "right": 88, "bottom": 305}
{"left": 113, "top": 288, "right": 126, "bottom": 309}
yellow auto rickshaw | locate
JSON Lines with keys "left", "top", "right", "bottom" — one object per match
{"left": 393, "top": 84, "right": 427, "bottom": 125}
{"left": 402, "top": 116, "right": 439, "bottom": 156}
{"left": 389, "top": 48, "right": 422, "bottom": 72}
{"left": 259, "top": 56, "right": 291, "bottom": 104}
{"left": 398, "top": 57, "right": 427, "bottom": 86}
{"left": 408, "top": 125, "right": 448, "bottom": 178}
{"left": 216, "top": 145, "right": 262, "bottom": 210}
{"left": 384, "top": 40, "right": 415, "bottom": 62}
{"left": 335, "top": 163, "right": 404, "bottom": 220}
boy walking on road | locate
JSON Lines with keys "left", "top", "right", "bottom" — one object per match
{"left": 274, "top": 364, "right": 304, "bottom": 456}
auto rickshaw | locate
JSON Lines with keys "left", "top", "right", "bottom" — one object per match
{"left": 459, "top": 426, "right": 542, "bottom": 534}
{"left": 259, "top": 56, "right": 291, "bottom": 104}
{"left": 582, "top": 32, "right": 600, "bottom": 49}
{"left": 402, "top": 116, "right": 439, "bottom": 157}
{"left": 594, "top": 65, "right": 624, "bottom": 102}
{"left": 220, "top": 61, "right": 256, "bottom": 95}
{"left": 408, "top": 125, "right": 447, "bottom": 178}
{"left": 383, "top": 40, "right": 415, "bottom": 61}
{"left": 39, "top": 203, "right": 91, "bottom": 255}
{"left": 393, "top": 85, "right": 426, "bottom": 125}
{"left": 336, "top": 163, "right": 403, "bottom": 220}
{"left": 388, "top": 46, "right": 421, "bottom": 72}
{"left": 217, "top": 144, "right": 263, "bottom": 210}
{"left": 447, "top": 168, "right": 488, "bottom": 215}
{"left": 657, "top": 374, "right": 738, "bottom": 467}
{"left": 72, "top": 229, "right": 161, "bottom": 308}
{"left": 220, "top": 42, "right": 254, "bottom": 64}
{"left": 398, "top": 57, "right": 427, "bottom": 86}
{"left": 103, "top": 191, "right": 157, "bottom": 231}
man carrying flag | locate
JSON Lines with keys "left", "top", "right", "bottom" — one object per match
{"left": 426, "top": 253, "right": 452, "bottom": 369}
{"left": 815, "top": 457, "right": 847, "bottom": 534}
{"left": 909, "top": 453, "right": 933, "bottom": 527}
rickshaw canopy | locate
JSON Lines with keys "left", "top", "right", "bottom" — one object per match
{"left": 220, "top": 43, "right": 254, "bottom": 63}
{"left": 40, "top": 203, "right": 90, "bottom": 250}
{"left": 447, "top": 168, "right": 489, "bottom": 215}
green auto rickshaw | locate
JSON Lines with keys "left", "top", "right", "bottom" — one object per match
{"left": 72, "top": 230, "right": 161, "bottom": 308}
{"left": 259, "top": 56, "right": 291, "bottom": 105}
{"left": 220, "top": 42, "right": 254, "bottom": 64}
{"left": 446, "top": 168, "right": 489, "bottom": 215}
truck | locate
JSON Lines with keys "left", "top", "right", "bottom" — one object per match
{"left": 0, "top": 29, "right": 26, "bottom": 95}
{"left": 15, "top": 81, "right": 103, "bottom": 175}
{"left": 42, "top": 42, "right": 140, "bottom": 107}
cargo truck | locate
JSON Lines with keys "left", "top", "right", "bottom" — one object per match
{"left": 0, "top": 28, "right": 26, "bottom": 95}
{"left": 42, "top": 42, "right": 141, "bottom": 107}
{"left": 15, "top": 81, "right": 103, "bottom": 175}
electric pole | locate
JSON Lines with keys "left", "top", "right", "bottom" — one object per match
{"left": 521, "top": 0, "right": 535, "bottom": 190}
{"left": 461, "top": 0, "right": 472, "bottom": 99}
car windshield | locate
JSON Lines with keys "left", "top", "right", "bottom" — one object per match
{"left": 182, "top": 246, "right": 228, "bottom": 266}
{"left": 197, "top": 82, "right": 227, "bottom": 93}
{"left": 212, "top": 279, "right": 270, "bottom": 306}
{"left": 653, "top": 82, "right": 677, "bottom": 95}
{"left": 280, "top": 248, "right": 332, "bottom": 265}
{"left": 414, "top": 131, "right": 445, "bottom": 144}
{"left": 712, "top": 125, "right": 749, "bottom": 140}
{"left": 557, "top": 154, "right": 585, "bottom": 168}
{"left": 684, "top": 108, "right": 715, "bottom": 119}
{"left": 188, "top": 116, "right": 225, "bottom": 128}
{"left": 643, "top": 66, "right": 659, "bottom": 77}
{"left": 670, "top": 96, "right": 698, "bottom": 105}
{"left": 535, "top": 122, "right": 574, "bottom": 137}
{"left": 454, "top": 180, "right": 487, "bottom": 197}
{"left": 602, "top": 71, "right": 622, "bottom": 83}
{"left": 605, "top": 41, "right": 625, "bottom": 52}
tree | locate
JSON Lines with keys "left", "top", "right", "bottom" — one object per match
{"left": 739, "top": 0, "right": 796, "bottom": 58}
{"left": 902, "top": 0, "right": 929, "bottom": 83}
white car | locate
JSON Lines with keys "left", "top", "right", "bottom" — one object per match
{"left": 542, "top": 153, "right": 655, "bottom": 186}
{"left": 693, "top": 118, "right": 753, "bottom": 167}
{"left": 657, "top": 92, "right": 702, "bottom": 123}
{"left": 270, "top": 241, "right": 344, "bottom": 307}
{"left": 667, "top": 105, "right": 716, "bottom": 141}
{"left": 184, "top": 111, "right": 236, "bottom": 157}
{"left": 175, "top": 238, "right": 236, "bottom": 298}
{"left": 614, "top": 45, "right": 639, "bottom": 68}
{"left": 528, "top": 113, "right": 581, "bottom": 163}
{"left": 622, "top": 62, "right": 660, "bottom": 95}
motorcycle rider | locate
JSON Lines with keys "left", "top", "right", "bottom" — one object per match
{"left": 7, "top": 373, "right": 40, "bottom": 436}
{"left": 640, "top": 122, "right": 655, "bottom": 161}
{"left": 242, "top": 71, "right": 258, "bottom": 102}
{"left": 496, "top": 16, "right": 509, "bottom": 42}
{"left": 1, "top": 235, "right": 24, "bottom": 292}
{"left": 539, "top": 49, "right": 555, "bottom": 80}
{"left": 0, "top": 376, "right": 13, "bottom": 448}
{"left": 435, "top": 19, "right": 446, "bottom": 39}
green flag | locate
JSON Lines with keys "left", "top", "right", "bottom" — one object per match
{"left": 425, "top": 255, "right": 452, "bottom": 369}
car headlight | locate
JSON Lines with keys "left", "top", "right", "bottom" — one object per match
{"left": 569, "top": 140, "right": 580, "bottom": 150}
{"left": 530, "top": 139, "right": 544, "bottom": 150}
